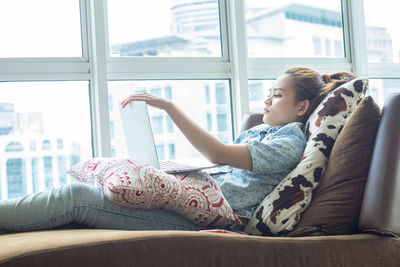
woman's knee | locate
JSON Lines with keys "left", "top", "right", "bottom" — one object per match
{"left": 60, "top": 183, "right": 103, "bottom": 204}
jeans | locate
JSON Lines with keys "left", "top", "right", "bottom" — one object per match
{"left": 0, "top": 183, "right": 241, "bottom": 234}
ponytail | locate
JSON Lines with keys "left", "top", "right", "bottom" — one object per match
{"left": 285, "top": 67, "right": 357, "bottom": 123}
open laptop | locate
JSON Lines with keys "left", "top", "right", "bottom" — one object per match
{"left": 119, "top": 101, "right": 221, "bottom": 174}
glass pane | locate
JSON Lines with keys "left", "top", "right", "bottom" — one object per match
{"left": 0, "top": 0, "right": 82, "bottom": 58}
{"left": 369, "top": 79, "right": 400, "bottom": 107}
{"left": 245, "top": 0, "right": 344, "bottom": 58}
{"left": 0, "top": 81, "right": 92, "bottom": 200}
{"left": 249, "top": 79, "right": 400, "bottom": 111}
{"left": 107, "top": 0, "right": 222, "bottom": 57}
{"left": 248, "top": 80, "right": 274, "bottom": 112}
{"left": 364, "top": 0, "right": 400, "bottom": 63}
{"left": 108, "top": 80, "right": 232, "bottom": 161}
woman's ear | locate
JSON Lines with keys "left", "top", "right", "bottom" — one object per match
{"left": 296, "top": 99, "right": 310, "bottom": 117}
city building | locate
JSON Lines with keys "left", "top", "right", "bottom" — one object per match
{"left": 0, "top": 0, "right": 400, "bottom": 199}
{"left": 0, "top": 104, "right": 80, "bottom": 200}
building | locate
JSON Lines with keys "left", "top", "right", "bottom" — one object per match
{"left": 109, "top": 2, "right": 396, "bottom": 160}
{"left": 108, "top": 80, "right": 232, "bottom": 160}
{"left": 0, "top": 105, "right": 81, "bottom": 200}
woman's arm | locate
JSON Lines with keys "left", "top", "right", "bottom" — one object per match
{"left": 121, "top": 93, "right": 253, "bottom": 171}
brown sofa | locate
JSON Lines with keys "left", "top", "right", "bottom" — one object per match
{"left": 1, "top": 93, "right": 399, "bottom": 267}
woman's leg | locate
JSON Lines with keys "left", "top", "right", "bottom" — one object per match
{"left": 0, "top": 183, "right": 211, "bottom": 233}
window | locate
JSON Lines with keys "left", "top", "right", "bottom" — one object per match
{"left": 7, "top": 158, "right": 26, "bottom": 199}
{"left": 31, "top": 157, "right": 40, "bottom": 194}
{"left": 30, "top": 141, "right": 37, "bottom": 151}
{"left": 364, "top": 0, "right": 400, "bottom": 63}
{"left": 0, "top": 103, "right": 13, "bottom": 135}
{"left": 108, "top": 80, "right": 232, "bottom": 160}
{"left": 150, "top": 87, "right": 162, "bottom": 97}
{"left": 58, "top": 156, "right": 67, "bottom": 185}
{"left": 57, "top": 139, "right": 64, "bottom": 150}
{"left": 165, "top": 86, "right": 172, "bottom": 100}
{"left": 369, "top": 79, "right": 400, "bottom": 107}
{"left": 325, "top": 39, "right": 331, "bottom": 56}
{"left": 313, "top": 37, "right": 322, "bottom": 55}
{"left": 334, "top": 40, "right": 344, "bottom": 57}
{"left": 70, "top": 154, "right": 80, "bottom": 167}
{"left": 0, "top": 0, "right": 82, "bottom": 58}
{"left": 43, "top": 156, "right": 53, "bottom": 190}
{"left": 151, "top": 116, "right": 164, "bottom": 134}
{"left": 156, "top": 144, "right": 165, "bottom": 160}
{"left": 215, "top": 83, "right": 226, "bottom": 104}
{"left": 166, "top": 116, "right": 174, "bottom": 133}
{"left": 217, "top": 113, "right": 228, "bottom": 131}
{"left": 248, "top": 80, "right": 274, "bottom": 113}
{"left": 42, "top": 140, "right": 51, "bottom": 150}
{"left": 0, "top": 81, "right": 92, "bottom": 198}
{"left": 205, "top": 84, "right": 211, "bottom": 103}
{"left": 168, "top": 143, "right": 176, "bottom": 159}
{"left": 107, "top": 0, "right": 222, "bottom": 57}
{"left": 206, "top": 112, "right": 212, "bottom": 131}
{"left": 1, "top": 1, "right": 399, "bottom": 201}
{"left": 5, "top": 142, "right": 24, "bottom": 152}
{"left": 246, "top": 1, "right": 344, "bottom": 58}
{"left": 248, "top": 82, "right": 263, "bottom": 101}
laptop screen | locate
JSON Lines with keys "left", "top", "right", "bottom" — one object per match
{"left": 119, "top": 101, "right": 160, "bottom": 169}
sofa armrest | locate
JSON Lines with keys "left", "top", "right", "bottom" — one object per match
{"left": 240, "top": 112, "right": 264, "bottom": 132}
{"left": 359, "top": 92, "right": 400, "bottom": 236}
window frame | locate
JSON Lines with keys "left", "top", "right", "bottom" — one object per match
{"left": 0, "top": 0, "right": 398, "bottom": 162}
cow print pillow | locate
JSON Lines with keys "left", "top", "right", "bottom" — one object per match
{"left": 244, "top": 77, "right": 369, "bottom": 236}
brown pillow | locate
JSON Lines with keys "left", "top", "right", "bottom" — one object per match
{"left": 287, "top": 96, "right": 381, "bottom": 237}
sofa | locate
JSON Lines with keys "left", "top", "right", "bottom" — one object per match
{"left": 1, "top": 92, "right": 399, "bottom": 267}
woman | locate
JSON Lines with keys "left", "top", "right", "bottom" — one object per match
{"left": 0, "top": 67, "right": 355, "bottom": 234}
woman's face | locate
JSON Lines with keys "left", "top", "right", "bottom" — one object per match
{"left": 262, "top": 74, "right": 305, "bottom": 126}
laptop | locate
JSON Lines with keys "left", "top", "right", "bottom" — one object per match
{"left": 119, "top": 101, "right": 222, "bottom": 174}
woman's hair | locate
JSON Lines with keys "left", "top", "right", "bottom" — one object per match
{"left": 284, "top": 67, "right": 357, "bottom": 123}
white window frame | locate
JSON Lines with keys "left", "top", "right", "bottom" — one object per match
{"left": 0, "top": 0, "right": 399, "bottom": 159}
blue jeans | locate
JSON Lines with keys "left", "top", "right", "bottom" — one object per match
{"left": 0, "top": 183, "right": 242, "bottom": 234}
{"left": 0, "top": 183, "right": 244, "bottom": 233}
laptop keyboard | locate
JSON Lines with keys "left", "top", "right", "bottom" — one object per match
{"left": 159, "top": 160, "right": 196, "bottom": 172}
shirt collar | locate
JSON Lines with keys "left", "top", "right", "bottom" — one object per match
{"left": 258, "top": 122, "right": 303, "bottom": 140}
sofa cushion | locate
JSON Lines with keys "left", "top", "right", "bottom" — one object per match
{"left": 67, "top": 158, "right": 241, "bottom": 226}
{"left": 287, "top": 96, "right": 381, "bottom": 236}
{"left": 244, "top": 77, "right": 369, "bottom": 236}
{"left": 359, "top": 93, "right": 400, "bottom": 236}
{"left": 1, "top": 229, "right": 400, "bottom": 267}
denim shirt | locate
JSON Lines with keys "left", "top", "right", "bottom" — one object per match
{"left": 211, "top": 122, "right": 306, "bottom": 219}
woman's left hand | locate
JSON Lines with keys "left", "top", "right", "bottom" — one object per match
{"left": 120, "top": 93, "right": 171, "bottom": 110}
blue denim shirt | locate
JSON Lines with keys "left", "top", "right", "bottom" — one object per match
{"left": 211, "top": 122, "right": 306, "bottom": 219}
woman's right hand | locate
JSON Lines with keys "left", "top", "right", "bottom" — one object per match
{"left": 120, "top": 93, "right": 172, "bottom": 110}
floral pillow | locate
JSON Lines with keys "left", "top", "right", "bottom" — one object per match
{"left": 244, "top": 77, "right": 369, "bottom": 236}
{"left": 67, "top": 158, "right": 241, "bottom": 226}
